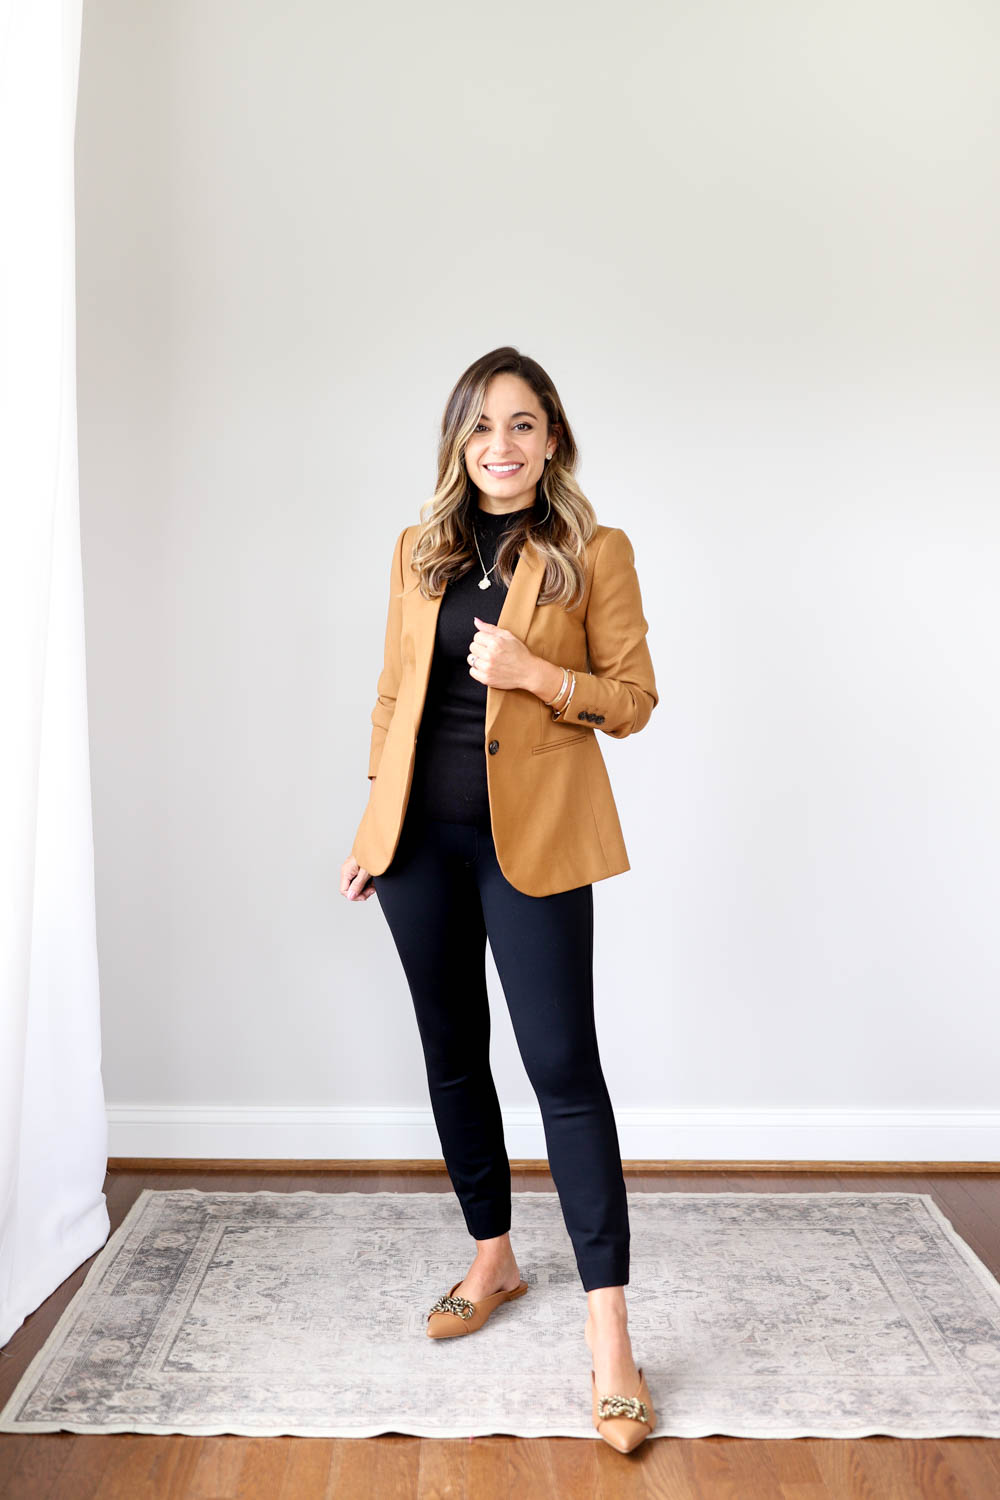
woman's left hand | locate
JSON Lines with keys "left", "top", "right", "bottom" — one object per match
{"left": 467, "top": 616, "right": 535, "bottom": 691}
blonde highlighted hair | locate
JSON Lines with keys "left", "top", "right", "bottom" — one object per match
{"left": 409, "top": 346, "right": 598, "bottom": 611}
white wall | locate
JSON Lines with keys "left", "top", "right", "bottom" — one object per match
{"left": 75, "top": 0, "right": 1000, "bottom": 1160}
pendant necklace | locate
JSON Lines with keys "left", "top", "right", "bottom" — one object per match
{"left": 471, "top": 501, "right": 533, "bottom": 589}
{"left": 471, "top": 522, "right": 503, "bottom": 590}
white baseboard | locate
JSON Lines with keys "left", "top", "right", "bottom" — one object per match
{"left": 106, "top": 1105, "right": 1000, "bottom": 1163}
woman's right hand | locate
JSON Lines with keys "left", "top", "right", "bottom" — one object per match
{"left": 341, "top": 854, "right": 375, "bottom": 901}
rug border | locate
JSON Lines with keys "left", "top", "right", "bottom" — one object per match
{"left": 0, "top": 1186, "right": 159, "bottom": 1434}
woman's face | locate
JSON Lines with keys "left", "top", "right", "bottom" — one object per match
{"left": 464, "top": 372, "right": 553, "bottom": 512}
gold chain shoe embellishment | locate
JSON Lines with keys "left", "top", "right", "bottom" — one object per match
{"left": 598, "top": 1393, "right": 649, "bottom": 1423}
{"left": 429, "top": 1292, "right": 476, "bottom": 1320}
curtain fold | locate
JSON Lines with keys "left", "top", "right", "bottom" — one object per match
{"left": 0, "top": 0, "right": 110, "bottom": 1349}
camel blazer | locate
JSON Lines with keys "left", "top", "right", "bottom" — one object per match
{"left": 350, "top": 520, "right": 658, "bottom": 897}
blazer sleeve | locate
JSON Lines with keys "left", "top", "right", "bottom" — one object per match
{"left": 366, "top": 524, "right": 408, "bottom": 779}
{"left": 550, "top": 526, "right": 658, "bottom": 739}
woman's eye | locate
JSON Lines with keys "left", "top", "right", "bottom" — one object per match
{"left": 473, "top": 422, "right": 533, "bottom": 432}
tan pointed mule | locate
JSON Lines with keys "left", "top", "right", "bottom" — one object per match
{"left": 426, "top": 1277, "right": 529, "bottom": 1338}
{"left": 591, "top": 1364, "right": 656, "bottom": 1452}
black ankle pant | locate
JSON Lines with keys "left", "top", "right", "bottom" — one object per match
{"left": 371, "top": 804, "right": 630, "bottom": 1292}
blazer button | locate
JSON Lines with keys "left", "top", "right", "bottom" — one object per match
{"left": 596, "top": 715, "right": 605, "bottom": 723}
{"left": 577, "top": 711, "right": 587, "bottom": 720}
{"left": 488, "top": 739, "right": 499, "bottom": 754}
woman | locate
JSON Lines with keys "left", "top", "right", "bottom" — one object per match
{"left": 341, "top": 347, "right": 659, "bottom": 1452}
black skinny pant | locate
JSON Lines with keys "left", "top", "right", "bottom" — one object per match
{"left": 371, "top": 802, "right": 630, "bottom": 1292}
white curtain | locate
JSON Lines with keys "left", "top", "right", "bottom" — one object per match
{"left": 0, "top": 0, "right": 110, "bottom": 1348}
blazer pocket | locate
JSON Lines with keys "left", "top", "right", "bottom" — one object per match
{"left": 531, "top": 731, "right": 590, "bottom": 754}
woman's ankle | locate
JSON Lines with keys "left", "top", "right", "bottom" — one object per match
{"left": 587, "top": 1288, "right": 629, "bottom": 1324}
{"left": 473, "top": 1233, "right": 516, "bottom": 1263}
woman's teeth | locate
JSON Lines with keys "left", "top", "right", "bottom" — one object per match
{"left": 484, "top": 463, "right": 523, "bottom": 474}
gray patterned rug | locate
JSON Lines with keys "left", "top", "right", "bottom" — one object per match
{"left": 2, "top": 1188, "right": 999, "bottom": 1438}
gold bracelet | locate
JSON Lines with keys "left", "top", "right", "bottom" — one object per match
{"left": 551, "top": 669, "right": 577, "bottom": 720}
{"left": 543, "top": 667, "right": 569, "bottom": 708}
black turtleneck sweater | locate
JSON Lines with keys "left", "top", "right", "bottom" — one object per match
{"left": 407, "top": 498, "right": 539, "bottom": 827}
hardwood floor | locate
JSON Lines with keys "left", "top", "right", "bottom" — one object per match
{"left": 2, "top": 1166, "right": 1000, "bottom": 1499}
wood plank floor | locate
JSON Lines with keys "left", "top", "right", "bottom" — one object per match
{"left": 2, "top": 1167, "right": 1000, "bottom": 1499}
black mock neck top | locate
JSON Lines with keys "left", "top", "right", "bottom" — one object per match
{"left": 407, "top": 498, "right": 539, "bottom": 827}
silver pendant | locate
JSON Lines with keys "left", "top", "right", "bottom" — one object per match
{"left": 478, "top": 576, "right": 492, "bottom": 590}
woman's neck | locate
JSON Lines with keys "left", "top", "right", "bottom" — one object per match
{"left": 475, "top": 497, "right": 537, "bottom": 518}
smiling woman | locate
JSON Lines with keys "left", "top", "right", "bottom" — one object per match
{"left": 339, "top": 345, "right": 659, "bottom": 1453}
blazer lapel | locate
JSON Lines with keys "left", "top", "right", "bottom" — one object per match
{"left": 407, "top": 535, "right": 546, "bottom": 741}
{"left": 486, "top": 536, "right": 546, "bottom": 736}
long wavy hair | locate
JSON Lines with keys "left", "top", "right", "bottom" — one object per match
{"left": 408, "top": 347, "right": 598, "bottom": 610}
